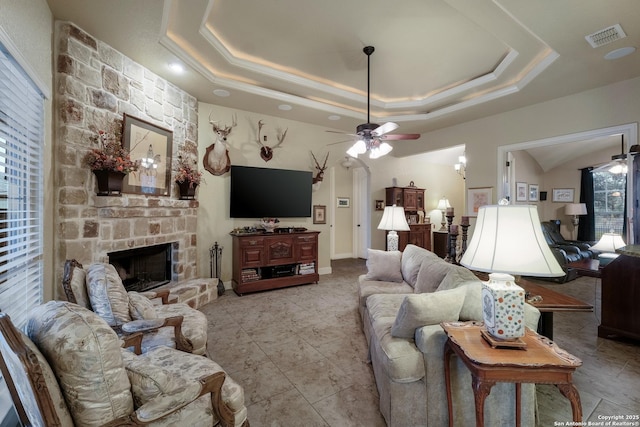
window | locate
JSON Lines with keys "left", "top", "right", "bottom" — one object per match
{"left": 593, "top": 171, "right": 626, "bottom": 240}
{"left": 0, "top": 44, "right": 44, "bottom": 329}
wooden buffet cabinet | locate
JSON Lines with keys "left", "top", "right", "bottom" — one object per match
{"left": 385, "top": 186, "right": 432, "bottom": 252}
{"left": 231, "top": 230, "right": 319, "bottom": 295}
{"left": 599, "top": 245, "right": 640, "bottom": 341}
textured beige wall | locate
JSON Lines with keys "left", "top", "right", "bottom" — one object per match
{"left": 196, "top": 102, "right": 340, "bottom": 281}
{"left": 0, "top": 0, "right": 54, "bottom": 301}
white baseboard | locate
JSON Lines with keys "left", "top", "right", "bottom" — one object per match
{"left": 332, "top": 253, "right": 354, "bottom": 260}
{"left": 318, "top": 266, "right": 332, "bottom": 275}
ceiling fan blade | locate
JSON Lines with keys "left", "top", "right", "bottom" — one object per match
{"left": 372, "top": 122, "right": 398, "bottom": 136}
{"left": 325, "top": 130, "right": 356, "bottom": 136}
{"left": 381, "top": 133, "right": 421, "bottom": 141}
{"left": 326, "top": 139, "right": 355, "bottom": 146}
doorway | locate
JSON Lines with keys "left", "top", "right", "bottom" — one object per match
{"left": 497, "top": 123, "right": 637, "bottom": 244}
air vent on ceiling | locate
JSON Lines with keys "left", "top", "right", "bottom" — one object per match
{"left": 585, "top": 24, "right": 626, "bottom": 48}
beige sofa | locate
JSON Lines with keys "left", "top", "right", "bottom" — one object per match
{"left": 359, "top": 245, "right": 540, "bottom": 426}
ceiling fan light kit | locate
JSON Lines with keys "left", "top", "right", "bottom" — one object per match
{"left": 337, "top": 46, "right": 419, "bottom": 159}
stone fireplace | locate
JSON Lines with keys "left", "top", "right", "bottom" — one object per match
{"left": 53, "top": 22, "right": 202, "bottom": 293}
{"left": 109, "top": 243, "right": 173, "bottom": 292}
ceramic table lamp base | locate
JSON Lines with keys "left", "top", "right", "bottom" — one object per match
{"left": 482, "top": 273, "right": 525, "bottom": 340}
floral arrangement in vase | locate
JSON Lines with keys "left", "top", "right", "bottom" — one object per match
{"left": 261, "top": 218, "right": 279, "bottom": 233}
{"left": 83, "top": 130, "right": 138, "bottom": 173}
{"left": 174, "top": 142, "right": 203, "bottom": 188}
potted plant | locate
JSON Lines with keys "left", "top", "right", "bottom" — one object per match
{"left": 83, "top": 130, "right": 138, "bottom": 196}
{"left": 174, "top": 144, "right": 203, "bottom": 200}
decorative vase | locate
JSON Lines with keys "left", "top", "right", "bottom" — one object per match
{"left": 177, "top": 181, "right": 198, "bottom": 200}
{"left": 93, "top": 170, "right": 126, "bottom": 196}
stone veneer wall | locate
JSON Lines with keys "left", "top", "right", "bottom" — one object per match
{"left": 54, "top": 22, "right": 200, "bottom": 293}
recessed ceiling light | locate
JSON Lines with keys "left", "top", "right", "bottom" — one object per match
{"left": 278, "top": 104, "right": 292, "bottom": 111}
{"left": 213, "top": 89, "right": 230, "bottom": 97}
{"left": 328, "top": 115, "right": 341, "bottom": 121}
{"left": 604, "top": 46, "right": 636, "bottom": 60}
{"left": 168, "top": 62, "right": 185, "bottom": 74}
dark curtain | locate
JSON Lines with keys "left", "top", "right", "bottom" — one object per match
{"left": 578, "top": 167, "right": 595, "bottom": 242}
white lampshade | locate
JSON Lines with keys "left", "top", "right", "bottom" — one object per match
{"left": 378, "top": 205, "right": 410, "bottom": 251}
{"left": 461, "top": 203, "right": 564, "bottom": 341}
{"left": 377, "top": 205, "right": 410, "bottom": 231}
{"left": 437, "top": 198, "right": 451, "bottom": 210}
{"left": 460, "top": 204, "right": 564, "bottom": 278}
{"left": 564, "top": 203, "right": 587, "bottom": 216}
{"left": 591, "top": 233, "right": 625, "bottom": 252}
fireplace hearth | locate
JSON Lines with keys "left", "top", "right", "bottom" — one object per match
{"left": 108, "top": 243, "right": 173, "bottom": 292}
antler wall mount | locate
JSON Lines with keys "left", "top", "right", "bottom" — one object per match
{"left": 257, "top": 120, "right": 288, "bottom": 162}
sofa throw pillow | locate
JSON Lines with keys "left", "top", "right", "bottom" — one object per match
{"left": 391, "top": 286, "right": 467, "bottom": 338}
{"left": 365, "top": 249, "right": 403, "bottom": 282}
{"left": 435, "top": 266, "right": 481, "bottom": 291}
{"left": 400, "top": 244, "right": 437, "bottom": 288}
{"left": 414, "top": 257, "right": 457, "bottom": 294}
{"left": 128, "top": 291, "right": 158, "bottom": 320}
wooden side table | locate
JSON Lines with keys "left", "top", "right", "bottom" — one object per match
{"left": 441, "top": 321, "right": 583, "bottom": 427}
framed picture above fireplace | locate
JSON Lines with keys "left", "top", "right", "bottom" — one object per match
{"left": 122, "top": 113, "right": 173, "bottom": 196}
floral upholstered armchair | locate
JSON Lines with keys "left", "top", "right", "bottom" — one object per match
{"left": 0, "top": 301, "right": 248, "bottom": 426}
{"left": 63, "top": 260, "right": 208, "bottom": 355}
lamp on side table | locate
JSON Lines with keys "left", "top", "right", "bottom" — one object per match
{"left": 460, "top": 201, "right": 565, "bottom": 342}
{"left": 378, "top": 205, "right": 410, "bottom": 251}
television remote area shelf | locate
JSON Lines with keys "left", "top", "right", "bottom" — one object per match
{"left": 231, "top": 230, "right": 320, "bottom": 295}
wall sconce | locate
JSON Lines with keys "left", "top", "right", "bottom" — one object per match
{"left": 454, "top": 153, "right": 466, "bottom": 179}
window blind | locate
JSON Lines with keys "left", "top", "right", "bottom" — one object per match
{"left": 0, "top": 45, "right": 44, "bottom": 329}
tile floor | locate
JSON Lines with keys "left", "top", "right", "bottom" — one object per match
{"left": 201, "top": 258, "right": 640, "bottom": 426}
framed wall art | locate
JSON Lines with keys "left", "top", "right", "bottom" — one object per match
{"left": 552, "top": 188, "right": 574, "bottom": 203}
{"left": 375, "top": 200, "right": 385, "bottom": 211}
{"left": 313, "top": 205, "right": 326, "bottom": 224}
{"left": 122, "top": 113, "right": 173, "bottom": 196}
{"left": 337, "top": 197, "right": 350, "bottom": 208}
{"left": 529, "top": 184, "right": 539, "bottom": 202}
{"left": 516, "top": 182, "right": 528, "bottom": 201}
{"left": 466, "top": 187, "right": 493, "bottom": 217}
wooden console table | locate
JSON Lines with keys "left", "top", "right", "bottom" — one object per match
{"left": 442, "top": 321, "right": 583, "bottom": 427}
{"left": 518, "top": 279, "right": 593, "bottom": 339}
{"left": 231, "top": 230, "right": 319, "bottom": 295}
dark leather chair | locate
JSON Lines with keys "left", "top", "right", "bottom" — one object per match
{"left": 540, "top": 221, "right": 595, "bottom": 260}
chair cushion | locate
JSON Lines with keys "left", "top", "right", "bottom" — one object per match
{"left": 391, "top": 287, "right": 467, "bottom": 338}
{"left": 134, "top": 346, "right": 248, "bottom": 426}
{"left": 128, "top": 291, "right": 158, "bottom": 320}
{"left": 365, "top": 249, "right": 403, "bottom": 282}
{"left": 86, "top": 262, "right": 131, "bottom": 326}
{"left": 62, "top": 259, "right": 91, "bottom": 309}
{"left": 27, "top": 301, "right": 133, "bottom": 426}
{"left": 401, "top": 244, "right": 437, "bottom": 288}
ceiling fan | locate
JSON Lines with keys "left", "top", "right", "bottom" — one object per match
{"left": 592, "top": 134, "right": 629, "bottom": 174}
{"left": 327, "top": 46, "right": 420, "bottom": 159}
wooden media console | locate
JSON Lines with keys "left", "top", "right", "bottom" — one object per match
{"left": 231, "top": 230, "right": 320, "bottom": 295}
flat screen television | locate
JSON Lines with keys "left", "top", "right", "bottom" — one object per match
{"left": 230, "top": 165, "right": 312, "bottom": 218}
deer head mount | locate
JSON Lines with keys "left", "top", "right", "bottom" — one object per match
{"left": 257, "top": 120, "right": 287, "bottom": 162}
{"left": 203, "top": 113, "right": 237, "bottom": 176}
{"left": 311, "top": 151, "right": 329, "bottom": 184}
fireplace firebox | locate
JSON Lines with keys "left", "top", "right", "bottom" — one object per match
{"left": 108, "top": 243, "right": 173, "bottom": 292}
